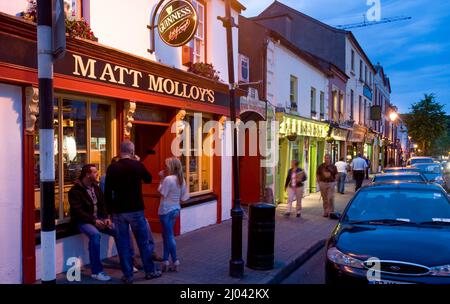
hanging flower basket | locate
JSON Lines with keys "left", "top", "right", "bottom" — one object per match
{"left": 188, "top": 62, "right": 220, "bottom": 81}
{"left": 325, "top": 136, "right": 335, "bottom": 143}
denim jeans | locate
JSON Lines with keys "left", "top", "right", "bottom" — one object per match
{"left": 112, "top": 211, "right": 155, "bottom": 278}
{"left": 159, "top": 209, "right": 180, "bottom": 263}
{"left": 78, "top": 223, "right": 117, "bottom": 275}
{"left": 337, "top": 173, "right": 347, "bottom": 194}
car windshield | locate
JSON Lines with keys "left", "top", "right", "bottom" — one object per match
{"left": 383, "top": 168, "right": 420, "bottom": 173}
{"left": 344, "top": 189, "right": 450, "bottom": 225}
{"left": 411, "top": 158, "right": 434, "bottom": 165}
{"left": 373, "top": 175, "right": 424, "bottom": 183}
{"left": 414, "top": 164, "right": 442, "bottom": 174}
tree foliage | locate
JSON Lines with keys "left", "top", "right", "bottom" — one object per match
{"left": 405, "top": 94, "right": 446, "bottom": 156}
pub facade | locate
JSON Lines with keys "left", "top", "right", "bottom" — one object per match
{"left": 0, "top": 0, "right": 245, "bottom": 283}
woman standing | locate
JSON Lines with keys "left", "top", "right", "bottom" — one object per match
{"left": 158, "top": 157, "right": 189, "bottom": 272}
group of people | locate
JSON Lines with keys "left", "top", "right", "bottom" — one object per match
{"left": 283, "top": 153, "right": 371, "bottom": 219}
{"left": 68, "top": 140, "right": 189, "bottom": 283}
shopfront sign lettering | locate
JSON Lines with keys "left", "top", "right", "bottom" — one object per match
{"left": 72, "top": 54, "right": 216, "bottom": 104}
{"left": 158, "top": 0, "right": 198, "bottom": 47}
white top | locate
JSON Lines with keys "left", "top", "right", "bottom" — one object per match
{"left": 335, "top": 161, "right": 348, "bottom": 173}
{"left": 158, "top": 175, "right": 189, "bottom": 215}
{"left": 351, "top": 157, "right": 368, "bottom": 171}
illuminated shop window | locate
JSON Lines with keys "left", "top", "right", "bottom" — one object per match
{"left": 34, "top": 95, "right": 113, "bottom": 227}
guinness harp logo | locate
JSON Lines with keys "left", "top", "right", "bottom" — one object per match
{"left": 158, "top": 0, "right": 198, "bottom": 47}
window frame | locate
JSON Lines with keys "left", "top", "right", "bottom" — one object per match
{"left": 351, "top": 49, "right": 355, "bottom": 72}
{"left": 182, "top": 113, "right": 214, "bottom": 197}
{"left": 319, "top": 91, "right": 325, "bottom": 119}
{"left": 290, "top": 75, "right": 298, "bottom": 111}
{"left": 310, "top": 87, "right": 317, "bottom": 116}
{"left": 192, "top": 0, "right": 206, "bottom": 64}
{"left": 34, "top": 93, "right": 116, "bottom": 230}
{"left": 350, "top": 89, "right": 354, "bottom": 120}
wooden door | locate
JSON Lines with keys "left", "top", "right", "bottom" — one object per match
{"left": 239, "top": 128, "right": 261, "bottom": 205}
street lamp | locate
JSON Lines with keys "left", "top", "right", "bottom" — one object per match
{"left": 389, "top": 111, "right": 398, "bottom": 122}
{"left": 218, "top": 0, "right": 244, "bottom": 278}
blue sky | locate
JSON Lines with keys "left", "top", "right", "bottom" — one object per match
{"left": 241, "top": 0, "right": 450, "bottom": 114}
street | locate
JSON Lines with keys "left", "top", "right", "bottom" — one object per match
{"left": 281, "top": 248, "right": 326, "bottom": 284}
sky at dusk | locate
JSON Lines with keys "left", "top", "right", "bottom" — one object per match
{"left": 241, "top": 0, "right": 450, "bottom": 114}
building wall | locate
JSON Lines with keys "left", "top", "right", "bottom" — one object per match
{"left": 0, "top": 83, "right": 23, "bottom": 283}
{"left": 269, "top": 40, "right": 329, "bottom": 119}
{"left": 180, "top": 201, "right": 217, "bottom": 234}
{"left": 0, "top": 1, "right": 27, "bottom": 16}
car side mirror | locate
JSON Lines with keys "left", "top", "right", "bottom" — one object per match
{"left": 329, "top": 212, "right": 341, "bottom": 220}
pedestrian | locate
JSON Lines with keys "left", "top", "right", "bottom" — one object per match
{"left": 364, "top": 155, "right": 371, "bottom": 179}
{"left": 317, "top": 154, "right": 338, "bottom": 218}
{"left": 104, "top": 140, "right": 162, "bottom": 283}
{"left": 283, "top": 159, "right": 307, "bottom": 218}
{"left": 158, "top": 157, "right": 189, "bottom": 272}
{"left": 334, "top": 157, "right": 348, "bottom": 194}
{"left": 68, "top": 164, "right": 115, "bottom": 281}
{"left": 351, "top": 153, "right": 368, "bottom": 192}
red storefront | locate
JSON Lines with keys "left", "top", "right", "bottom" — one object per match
{"left": 0, "top": 12, "right": 233, "bottom": 283}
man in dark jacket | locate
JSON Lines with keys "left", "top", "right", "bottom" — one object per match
{"left": 317, "top": 154, "right": 338, "bottom": 218}
{"left": 284, "top": 160, "right": 307, "bottom": 217}
{"left": 68, "top": 164, "right": 115, "bottom": 281}
{"left": 105, "top": 140, "right": 161, "bottom": 283}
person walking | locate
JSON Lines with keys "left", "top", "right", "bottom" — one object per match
{"left": 351, "top": 153, "right": 368, "bottom": 192}
{"left": 104, "top": 140, "right": 162, "bottom": 283}
{"left": 284, "top": 160, "right": 307, "bottom": 218}
{"left": 68, "top": 164, "right": 115, "bottom": 281}
{"left": 364, "top": 155, "right": 371, "bottom": 180}
{"left": 317, "top": 154, "right": 338, "bottom": 218}
{"left": 158, "top": 157, "right": 189, "bottom": 272}
{"left": 334, "top": 157, "right": 348, "bottom": 194}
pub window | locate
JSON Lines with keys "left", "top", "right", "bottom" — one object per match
{"left": 359, "top": 60, "right": 363, "bottom": 81}
{"left": 310, "top": 87, "right": 317, "bottom": 116}
{"left": 180, "top": 115, "right": 213, "bottom": 196}
{"left": 192, "top": 0, "right": 205, "bottom": 63}
{"left": 359, "top": 95, "right": 362, "bottom": 124}
{"left": 339, "top": 93, "right": 344, "bottom": 122}
{"left": 319, "top": 91, "right": 325, "bottom": 119}
{"left": 351, "top": 49, "right": 355, "bottom": 72}
{"left": 34, "top": 95, "right": 113, "bottom": 227}
{"left": 350, "top": 90, "right": 354, "bottom": 120}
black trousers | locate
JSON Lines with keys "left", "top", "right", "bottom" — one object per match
{"left": 353, "top": 170, "right": 365, "bottom": 191}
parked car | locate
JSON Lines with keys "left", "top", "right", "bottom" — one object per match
{"left": 414, "top": 163, "right": 446, "bottom": 188}
{"left": 325, "top": 182, "right": 450, "bottom": 284}
{"left": 372, "top": 172, "right": 427, "bottom": 184}
{"left": 406, "top": 156, "right": 434, "bottom": 166}
{"left": 382, "top": 167, "right": 422, "bottom": 174}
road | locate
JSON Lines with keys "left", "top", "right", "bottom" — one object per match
{"left": 281, "top": 248, "right": 326, "bottom": 284}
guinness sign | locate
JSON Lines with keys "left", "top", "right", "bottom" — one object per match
{"left": 158, "top": 0, "right": 198, "bottom": 47}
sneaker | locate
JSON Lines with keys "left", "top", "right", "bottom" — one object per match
{"left": 161, "top": 260, "right": 170, "bottom": 272}
{"left": 283, "top": 212, "right": 291, "bottom": 217}
{"left": 172, "top": 260, "right": 180, "bottom": 272}
{"left": 91, "top": 272, "right": 111, "bottom": 281}
{"left": 296, "top": 213, "right": 301, "bottom": 218}
{"left": 121, "top": 276, "right": 133, "bottom": 284}
{"left": 145, "top": 270, "right": 162, "bottom": 280}
{"left": 133, "top": 266, "right": 139, "bottom": 273}
{"left": 152, "top": 252, "right": 163, "bottom": 262}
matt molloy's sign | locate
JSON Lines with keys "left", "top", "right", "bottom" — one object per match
{"left": 158, "top": 0, "right": 198, "bottom": 47}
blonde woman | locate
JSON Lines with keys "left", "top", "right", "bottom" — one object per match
{"left": 158, "top": 157, "right": 189, "bottom": 272}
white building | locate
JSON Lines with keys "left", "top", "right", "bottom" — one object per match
{"left": 0, "top": 0, "right": 245, "bottom": 283}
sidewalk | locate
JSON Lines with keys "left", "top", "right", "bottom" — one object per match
{"left": 57, "top": 180, "right": 367, "bottom": 284}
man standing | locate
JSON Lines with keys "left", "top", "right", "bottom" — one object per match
{"left": 364, "top": 155, "right": 371, "bottom": 179}
{"left": 351, "top": 153, "right": 368, "bottom": 192}
{"left": 68, "top": 164, "right": 114, "bottom": 281}
{"left": 105, "top": 140, "right": 162, "bottom": 283}
{"left": 284, "top": 160, "right": 307, "bottom": 218}
{"left": 334, "top": 157, "right": 348, "bottom": 194}
{"left": 317, "top": 154, "right": 338, "bottom": 218}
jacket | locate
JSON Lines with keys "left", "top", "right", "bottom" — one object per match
{"left": 68, "top": 181, "right": 107, "bottom": 225}
{"left": 285, "top": 167, "right": 307, "bottom": 189}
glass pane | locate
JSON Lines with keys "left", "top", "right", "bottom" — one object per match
{"left": 188, "top": 116, "right": 200, "bottom": 193}
{"left": 90, "top": 103, "right": 110, "bottom": 180}
{"left": 201, "top": 118, "right": 212, "bottom": 191}
{"left": 34, "top": 99, "right": 60, "bottom": 224}
{"left": 62, "top": 99, "right": 87, "bottom": 219}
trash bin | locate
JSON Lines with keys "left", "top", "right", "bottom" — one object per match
{"left": 246, "top": 203, "right": 275, "bottom": 270}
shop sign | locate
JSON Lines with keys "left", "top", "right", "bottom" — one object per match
{"left": 158, "top": 0, "right": 198, "bottom": 47}
{"left": 331, "top": 128, "right": 348, "bottom": 141}
{"left": 240, "top": 88, "right": 266, "bottom": 119}
{"left": 66, "top": 54, "right": 229, "bottom": 106}
{"left": 347, "top": 125, "right": 367, "bottom": 143}
{"left": 278, "top": 115, "right": 328, "bottom": 138}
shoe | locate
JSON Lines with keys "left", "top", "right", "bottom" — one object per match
{"left": 323, "top": 213, "right": 329, "bottom": 218}
{"left": 283, "top": 212, "right": 291, "bottom": 217}
{"left": 133, "top": 266, "right": 139, "bottom": 273}
{"left": 171, "top": 260, "right": 180, "bottom": 272}
{"left": 296, "top": 213, "right": 301, "bottom": 218}
{"left": 121, "top": 276, "right": 133, "bottom": 284}
{"left": 161, "top": 260, "right": 170, "bottom": 272}
{"left": 91, "top": 272, "right": 111, "bottom": 281}
{"left": 152, "top": 252, "right": 163, "bottom": 262}
{"left": 145, "top": 270, "right": 162, "bottom": 280}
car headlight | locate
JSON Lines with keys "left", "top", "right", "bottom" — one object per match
{"left": 434, "top": 176, "right": 444, "bottom": 184}
{"left": 429, "top": 265, "right": 450, "bottom": 277}
{"left": 327, "top": 247, "right": 365, "bottom": 269}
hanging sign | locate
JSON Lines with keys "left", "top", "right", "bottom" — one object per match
{"left": 158, "top": 0, "right": 198, "bottom": 47}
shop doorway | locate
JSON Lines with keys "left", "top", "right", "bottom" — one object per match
{"left": 131, "top": 122, "right": 178, "bottom": 234}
